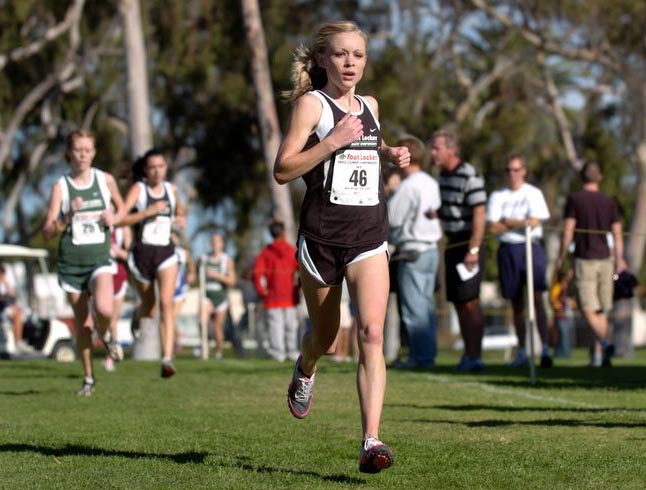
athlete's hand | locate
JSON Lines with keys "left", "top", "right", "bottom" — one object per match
{"left": 174, "top": 215, "right": 186, "bottom": 229}
{"left": 70, "top": 197, "right": 84, "bottom": 214}
{"left": 326, "top": 113, "right": 364, "bottom": 150}
{"left": 388, "top": 146, "right": 411, "bottom": 168}
{"left": 101, "top": 209, "right": 115, "bottom": 227}
{"left": 186, "top": 271, "right": 196, "bottom": 285}
{"left": 146, "top": 200, "right": 169, "bottom": 218}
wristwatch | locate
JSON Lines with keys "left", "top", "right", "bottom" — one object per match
{"left": 468, "top": 246, "right": 480, "bottom": 255}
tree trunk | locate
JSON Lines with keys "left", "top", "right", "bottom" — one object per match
{"left": 626, "top": 142, "right": 646, "bottom": 273}
{"left": 240, "top": 0, "right": 296, "bottom": 243}
{"left": 118, "top": 0, "right": 153, "bottom": 160}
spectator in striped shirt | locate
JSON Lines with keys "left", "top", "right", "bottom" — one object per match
{"left": 430, "top": 129, "right": 487, "bottom": 372}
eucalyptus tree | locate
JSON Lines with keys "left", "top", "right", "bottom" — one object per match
{"left": 470, "top": 0, "right": 646, "bottom": 273}
{"left": 241, "top": 0, "right": 295, "bottom": 243}
{"left": 118, "top": 0, "right": 153, "bottom": 159}
{"left": 0, "top": 0, "right": 122, "bottom": 244}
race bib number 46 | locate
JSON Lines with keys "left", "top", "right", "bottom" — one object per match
{"left": 330, "top": 149, "right": 380, "bottom": 206}
{"left": 142, "top": 216, "right": 172, "bottom": 246}
{"left": 71, "top": 211, "right": 105, "bottom": 245}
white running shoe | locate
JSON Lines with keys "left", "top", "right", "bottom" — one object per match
{"left": 16, "top": 340, "right": 35, "bottom": 353}
{"left": 103, "top": 338, "right": 124, "bottom": 362}
{"left": 287, "top": 355, "right": 315, "bottom": 419}
{"left": 103, "top": 356, "right": 116, "bottom": 372}
{"left": 76, "top": 379, "right": 95, "bottom": 397}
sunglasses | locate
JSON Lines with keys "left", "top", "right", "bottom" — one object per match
{"left": 506, "top": 167, "right": 524, "bottom": 173}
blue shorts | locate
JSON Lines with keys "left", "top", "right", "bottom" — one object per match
{"left": 497, "top": 242, "right": 547, "bottom": 300}
{"left": 174, "top": 280, "right": 189, "bottom": 301}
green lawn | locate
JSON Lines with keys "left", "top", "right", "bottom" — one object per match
{"left": 1, "top": 349, "right": 645, "bottom": 489}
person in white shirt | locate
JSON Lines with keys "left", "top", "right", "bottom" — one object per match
{"left": 388, "top": 135, "right": 442, "bottom": 368}
{"left": 487, "top": 153, "right": 553, "bottom": 368}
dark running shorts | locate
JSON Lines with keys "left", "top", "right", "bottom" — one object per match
{"left": 298, "top": 236, "right": 388, "bottom": 287}
{"left": 497, "top": 242, "right": 547, "bottom": 300}
{"left": 128, "top": 242, "right": 177, "bottom": 284}
{"left": 444, "top": 241, "right": 485, "bottom": 303}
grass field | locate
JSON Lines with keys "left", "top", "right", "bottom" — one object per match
{"left": 1, "top": 349, "right": 645, "bottom": 489}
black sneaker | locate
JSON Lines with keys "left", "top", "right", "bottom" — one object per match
{"left": 540, "top": 354, "right": 553, "bottom": 368}
{"left": 359, "top": 437, "right": 394, "bottom": 474}
{"left": 601, "top": 344, "right": 615, "bottom": 367}
{"left": 287, "top": 355, "right": 315, "bottom": 419}
{"left": 76, "top": 379, "right": 95, "bottom": 396}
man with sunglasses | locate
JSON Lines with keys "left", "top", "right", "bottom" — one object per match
{"left": 487, "top": 153, "right": 553, "bottom": 368}
{"left": 431, "top": 129, "right": 487, "bottom": 372}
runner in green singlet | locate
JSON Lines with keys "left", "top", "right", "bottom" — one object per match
{"left": 199, "top": 232, "right": 236, "bottom": 360}
{"left": 42, "top": 130, "right": 126, "bottom": 396}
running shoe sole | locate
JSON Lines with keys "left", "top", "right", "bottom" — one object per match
{"left": 106, "top": 341, "right": 124, "bottom": 362}
{"left": 359, "top": 444, "right": 394, "bottom": 474}
{"left": 161, "top": 363, "right": 176, "bottom": 378}
{"left": 287, "top": 390, "right": 314, "bottom": 419}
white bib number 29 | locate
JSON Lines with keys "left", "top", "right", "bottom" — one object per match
{"left": 142, "top": 216, "right": 172, "bottom": 246}
{"left": 71, "top": 211, "right": 105, "bottom": 245}
{"left": 330, "top": 149, "right": 380, "bottom": 206}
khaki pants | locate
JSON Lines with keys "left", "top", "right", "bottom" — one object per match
{"left": 574, "top": 258, "right": 613, "bottom": 312}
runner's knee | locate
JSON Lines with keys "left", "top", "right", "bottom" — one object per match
{"left": 358, "top": 322, "right": 383, "bottom": 346}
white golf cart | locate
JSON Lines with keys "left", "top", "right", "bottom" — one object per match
{"left": 0, "top": 244, "right": 76, "bottom": 362}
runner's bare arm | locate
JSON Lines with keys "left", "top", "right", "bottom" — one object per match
{"left": 42, "top": 182, "right": 65, "bottom": 239}
{"left": 364, "top": 95, "right": 410, "bottom": 168}
{"left": 105, "top": 173, "right": 126, "bottom": 226}
{"left": 274, "top": 94, "right": 363, "bottom": 183}
{"left": 117, "top": 184, "right": 166, "bottom": 227}
{"left": 171, "top": 184, "right": 186, "bottom": 229}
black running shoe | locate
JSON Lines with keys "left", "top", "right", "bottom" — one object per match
{"left": 540, "top": 354, "right": 553, "bottom": 368}
{"left": 602, "top": 343, "right": 615, "bottom": 367}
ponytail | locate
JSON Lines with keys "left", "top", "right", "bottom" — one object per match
{"left": 282, "top": 45, "right": 327, "bottom": 102}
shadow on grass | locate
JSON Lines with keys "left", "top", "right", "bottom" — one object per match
{"left": 401, "top": 364, "right": 646, "bottom": 391}
{"left": 188, "top": 364, "right": 292, "bottom": 376}
{"left": 423, "top": 419, "right": 646, "bottom": 429}
{"left": 0, "top": 390, "right": 42, "bottom": 396}
{"left": 0, "top": 362, "right": 59, "bottom": 370}
{"left": 228, "top": 457, "right": 366, "bottom": 485}
{"left": 387, "top": 403, "right": 646, "bottom": 414}
{"left": 0, "top": 443, "right": 208, "bottom": 464}
{"left": 0, "top": 444, "right": 366, "bottom": 484}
